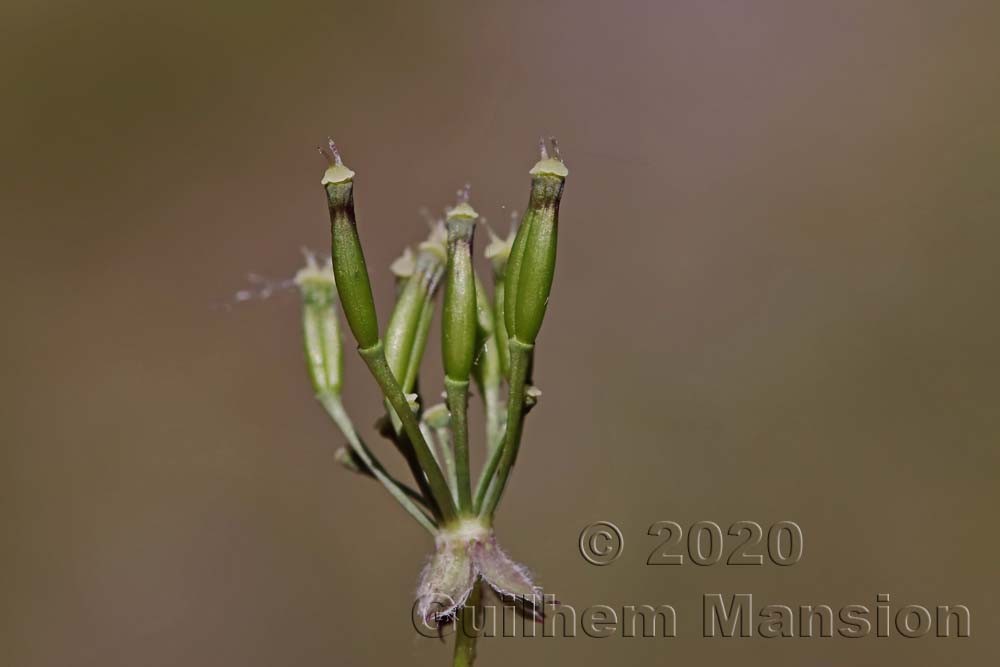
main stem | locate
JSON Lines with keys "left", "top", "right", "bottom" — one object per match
{"left": 479, "top": 339, "right": 533, "bottom": 519}
{"left": 452, "top": 583, "right": 482, "bottom": 667}
{"left": 445, "top": 377, "right": 473, "bottom": 514}
{"left": 358, "top": 341, "right": 458, "bottom": 523}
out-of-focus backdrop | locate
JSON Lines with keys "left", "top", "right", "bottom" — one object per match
{"left": 3, "top": 1, "right": 998, "bottom": 665}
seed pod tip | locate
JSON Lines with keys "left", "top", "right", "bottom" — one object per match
{"left": 390, "top": 246, "right": 417, "bottom": 279}
{"left": 529, "top": 136, "right": 568, "bottom": 177}
{"left": 423, "top": 402, "right": 451, "bottom": 429}
{"left": 294, "top": 251, "right": 335, "bottom": 289}
{"left": 446, "top": 201, "right": 479, "bottom": 221}
{"left": 320, "top": 138, "right": 356, "bottom": 184}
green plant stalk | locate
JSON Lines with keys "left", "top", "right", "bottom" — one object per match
{"left": 452, "top": 582, "right": 482, "bottom": 667}
{"left": 358, "top": 341, "right": 458, "bottom": 524}
{"left": 403, "top": 294, "right": 436, "bottom": 397}
{"left": 492, "top": 280, "right": 510, "bottom": 380}
{"left": 483, "top": 383, "right": 502, "bottom": 455}
{"left": 471, "top": 275, "right": 507, "bottom": 513}
{"left": 421, "top": 420, "right": 458, "bottom": 504}
{"left": 318, "top": 393, "right": 437, "bottom": 533}
{"left": 445, "top": 377, "right": 473, "bottom": 514}
{"left": 472, "top": 274, "right": 503, "bottom": 456}
{"left": 433, "top": 423, "right": 458, "bottom": 500}
{"left": 479, "top": 339, "right": 533, "bottom": 520}
{"left": 473, "top": 422, "right": 504, "bottom": 514}
{"left": 472, "top": 363, "right": 516, "bottom": 513}
{"left": 334, "top": 445, "right": 431, "bottom": 512}
{"left": 419, "top": 420, "right": 460, "bottom": 509}
{"left": 419, "top": 419, "right": 441, "bottom": 468}
{"left": 395, "top": 423, "right": 443, "bottom": 522}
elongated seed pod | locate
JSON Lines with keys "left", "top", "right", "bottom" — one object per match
{"left": 442, "top": 196, "right": 480, "bottom": 513}
{"left": 472, "top": 272, "right": 500, "bottom": 389}
{"left": 502, "top": 209, "right": 533, "bottom": 338}
{"left": 506, "top": 140, "right": 568, "bottom": 345}
{"left": 473, "top": 273, "right": 503, "bottom": 454}
{"left": 441, "top": 200, "right": 479, "bottom": 382}
{"left": 384, "top": 269, "right": 427, "bottom": 384}
{"left": 401, "top": 270, "right": 440, "bottom": 393}
{"left": 485, "top": 222, "right": 515, "bottom": 378}
{"left": 385, "top": 223, "right": 446, "bottom": 392}
{"left": 391, "top": 251, "right": 445, "bottom": 389}
{"left": 295, "top": 255, "right": 343, "bottom": 396}
{"left": 323, "top": 142, "right": 379, "bottom": 349}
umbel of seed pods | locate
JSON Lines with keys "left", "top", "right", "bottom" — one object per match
{"left": 302, "top": 139, "right": 567, "bottom": 631}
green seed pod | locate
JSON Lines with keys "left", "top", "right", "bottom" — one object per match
{"left": 322, "top": 140, "right": 379, "bottom": 350}
{"left": 385, "top": 252, "right": 444, "bottom": 393}
{"left": 441, "top": 197, "right": 479, "bottom": 382}
{"left": 404, "top": 225, "right": 447, "bottom": 392}
{"left": 384, "top": 276, "right": 424, "bottom": 385}
{"left": 472, "top": 272, "right": 500, "bottom": 390}
{"left": 502, "top": 209, "right": 532, "bottom": 339}
{"left": 473, "top": 273, "right": 503, "bottom": 454}
{"left": 384, "top": 223, "right": 446, "bottom": 393}
{"left": 485, "top": 219, "right": 516, "bottom": 378}
{"left": 475, "top": 275, "right": 500, "bottom": 384}
{"left": 505, "top": 139, "right": 568, "bottom": 346}
{"left": 295, "top": 254, "right": 343, "bottom": 396}
{"left": 484, "top": 216, "right": 516, "bottom": 279}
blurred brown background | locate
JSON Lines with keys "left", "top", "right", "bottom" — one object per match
{"left": 2, "top": 1, "right": 998, "bottom": 665}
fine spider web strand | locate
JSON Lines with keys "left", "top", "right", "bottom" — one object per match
{"left": 214, "top": 247, "right": 326, "bottom": 311}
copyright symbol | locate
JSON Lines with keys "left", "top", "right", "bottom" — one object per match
{"left": 579, "top": 521, "right": 623, "bottom": 566}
